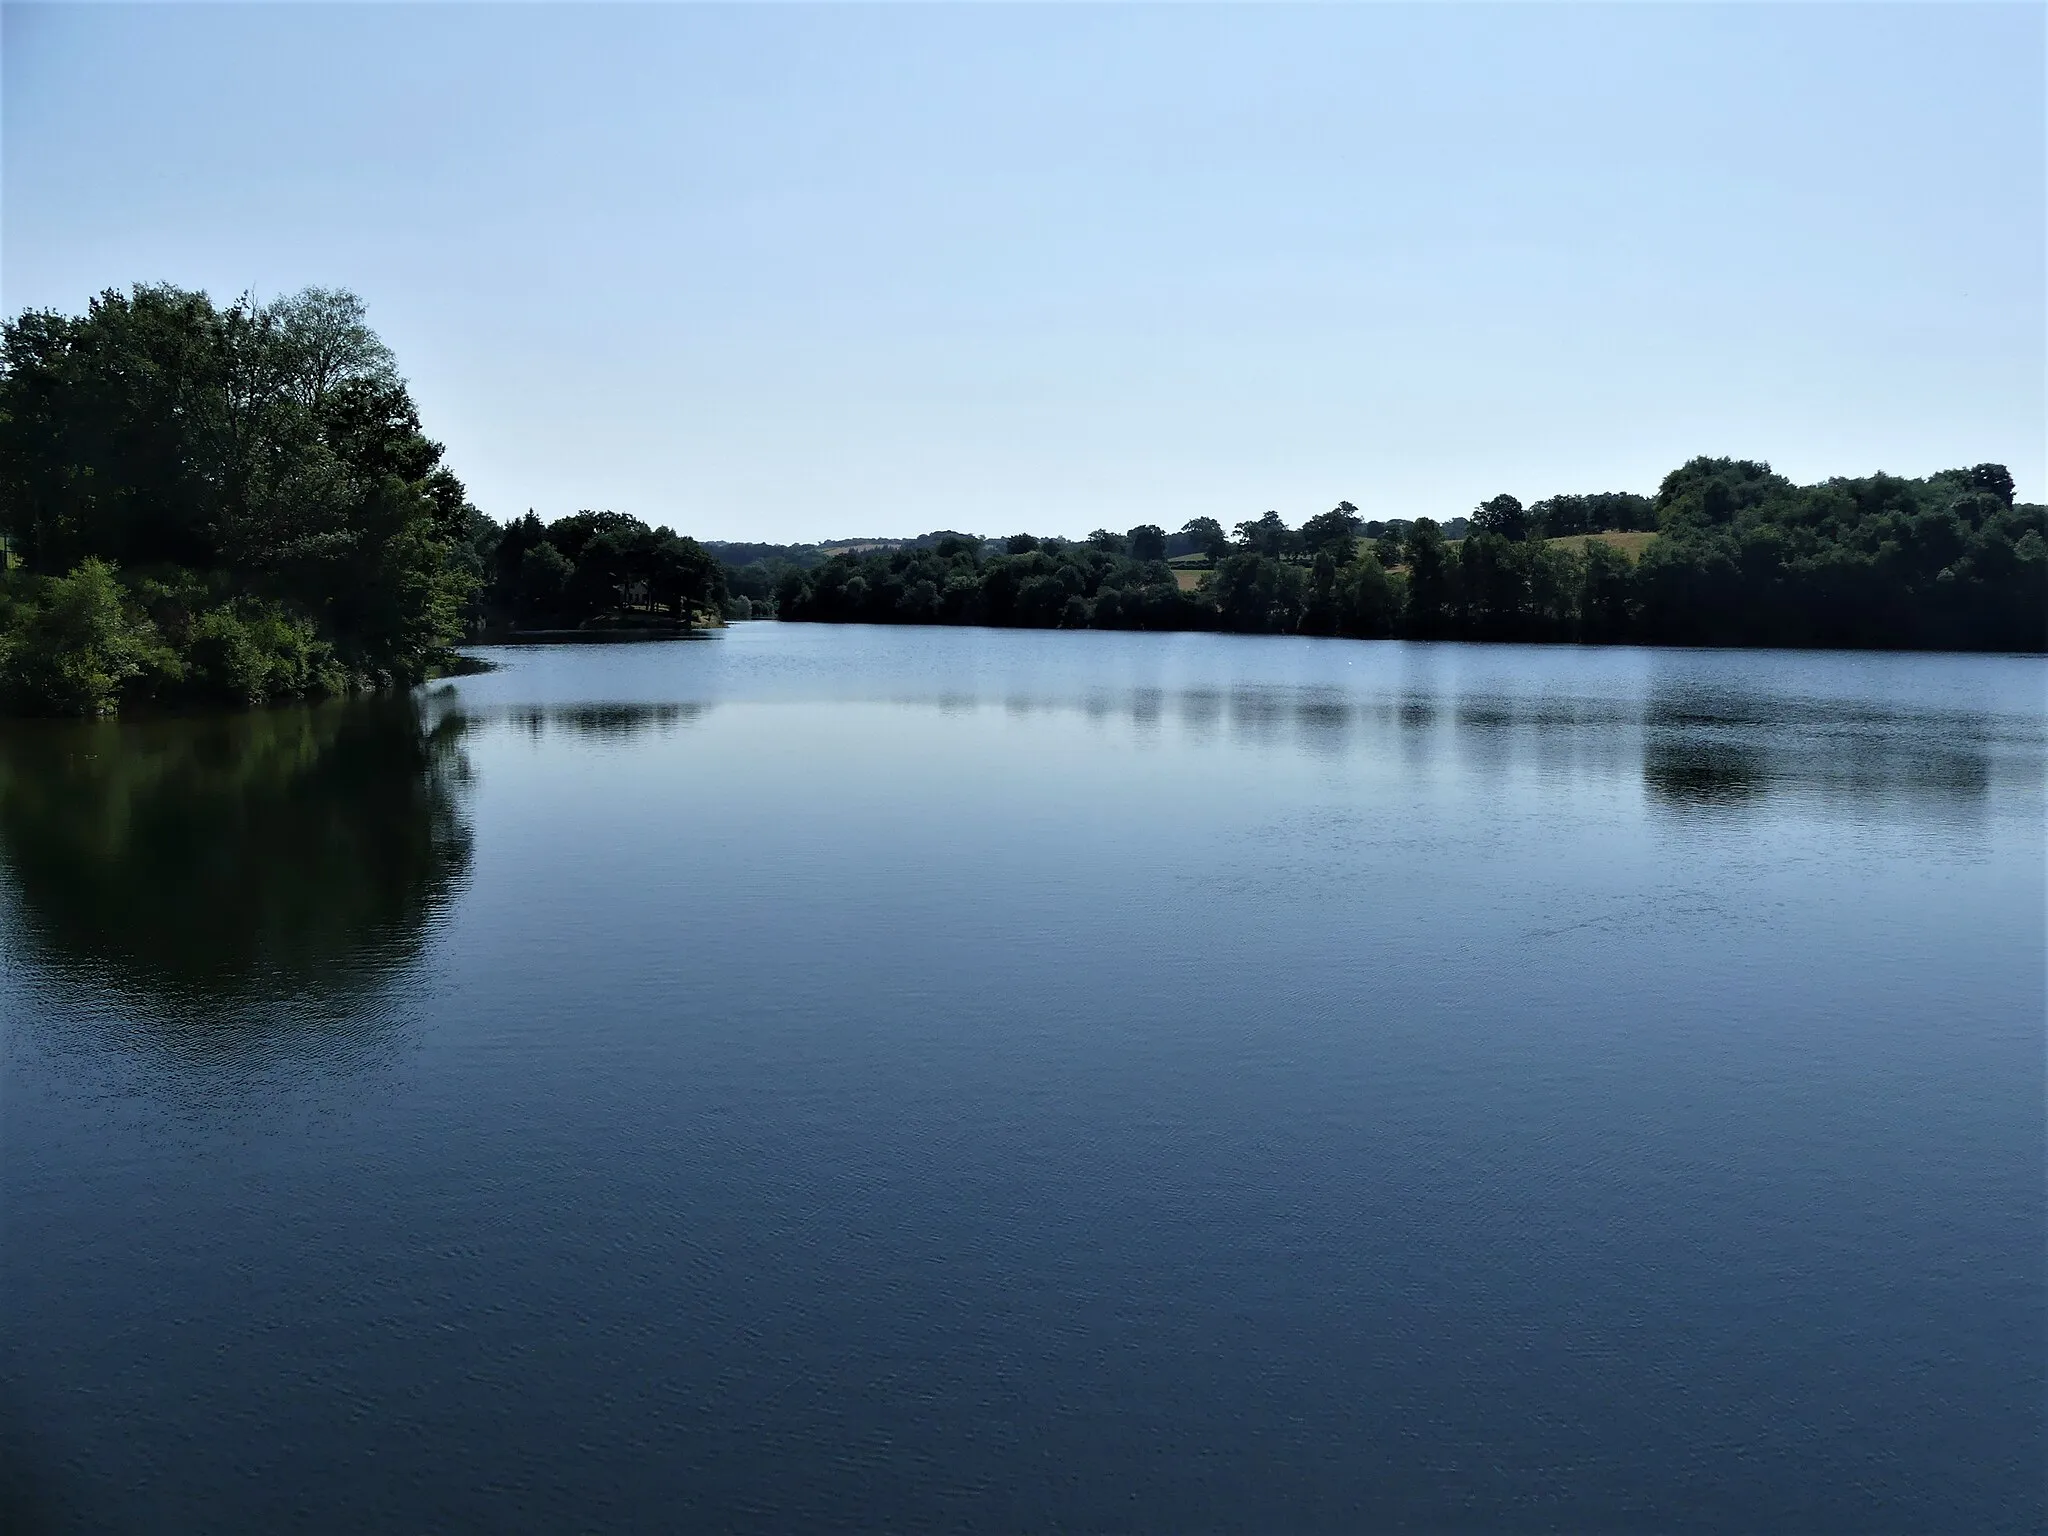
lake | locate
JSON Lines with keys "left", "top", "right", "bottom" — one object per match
{"left": 3, "top": 624, "right": 2042, "bottom": 1533}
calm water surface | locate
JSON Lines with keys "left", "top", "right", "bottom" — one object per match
{"left": 3, "top": 625, "right": 2043, "bottom": 1533}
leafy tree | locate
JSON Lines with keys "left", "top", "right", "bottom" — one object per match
{"left": 1299, "top": 502, "right": 1361, "bottom": 561}
{"left": 1652, "top": 457, "right": 1787, "bottom": 528}
{"left": 647, "top": 531, "right": 723, "bottom": 621}
{"left": 1212, "top": 551, "right": 1306, "bottom": 632}
{"left": 1127, "top": 524, "right": 1168, "bottom": 563}
{"left": 776, "top": 536, "right": 1208, "bottom": 633}
{"left": 1233, "top": 511, "right": 1294, "bottom": 559}
{"left": 1471, "top": 493, "right": 1530, "bottom": 542}
{"left": 514, "top": 542, "right": 574, "bottom": 621}
{"left": 1402, "top": 519, "right": 1454, "bottom": 637}
{"left": 1578, "top": 541, "right": 1636, "bottom": 642}
{"left": 1179, "top": 517, "right": 1229, "bottom": 562}
{"left": 1338, "top": 553, "right": 1399, "bottom": 638}
{"left": 263, "top": 288, "right": 400, "bottom": 411}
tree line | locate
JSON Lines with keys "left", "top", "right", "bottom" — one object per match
{"left": 769, "top": 464, "right": 2043, "bottom": 651}
{"left": 3, "top": 283, "right": 2038, "bottom": 719}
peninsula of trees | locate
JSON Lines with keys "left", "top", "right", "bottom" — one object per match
{"left": 0, "top": 284, "right": 482, "bottom": 714}
{"left": 2, "top": 282, "right": 2040, "bottom": 717}
{"left": 0, "top": 284, "right": 725, "bottom": 715}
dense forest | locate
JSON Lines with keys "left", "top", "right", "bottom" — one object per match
{"left": 3, "top": 283, "right": 2039, "bottom": 718}
{"left": 0, "top": 284, "right": 485, "bottom": 714}
{"left": 769, "top": 466, "right": 2043, "bottom": 651}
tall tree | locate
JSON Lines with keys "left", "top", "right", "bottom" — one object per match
{"left": 1233, "top": 510, "right": 1293, "bottom": 559}
{"left": 1126, "top": 523, "right": 1168, "bottom": 562}
{"left": 1403, "top": 518, "right": 1454, "bottom": 637}
{"left": 1179, "top": 517, "right": 1229, "bottom": 562}
{"left": 1299, "top": 502, "right": 1361, "bottom": 561}
{"left": 1471, "top": 494, "right": 1529, "bottom": 542}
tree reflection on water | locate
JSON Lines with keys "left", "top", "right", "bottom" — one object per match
{"left": 0, "top": 698, "right": 473, "bottom": 1048}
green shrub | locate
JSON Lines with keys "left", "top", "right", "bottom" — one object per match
{"left": 187, "top": 600, "right": 349, "bottom": 704}
{"left": 186, "top": 608, "right": 268, "bottom": 703}
{"left": 0, "top": 558, "right": 174, "bottom": 716}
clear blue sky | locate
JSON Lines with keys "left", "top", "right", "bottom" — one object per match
{"left": 5, "top": 3, "right": 2041, "bottom": 541}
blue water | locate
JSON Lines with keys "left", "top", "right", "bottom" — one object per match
{"left": 3, "top": 625, "right": 2042, "bottom": 1532}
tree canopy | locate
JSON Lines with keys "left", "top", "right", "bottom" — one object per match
{"left": 478, "top": 509, "right": 723, "bottom": 629}
{"left": 0, "top": 284, "right": 480, "bottom": 712}
{"left": 766, "top": 460, "right": 2043, "bottom": 651}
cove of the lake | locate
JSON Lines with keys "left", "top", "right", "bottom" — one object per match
{"left": 3, "top": 624, "right": 2042, "bottom": 1534}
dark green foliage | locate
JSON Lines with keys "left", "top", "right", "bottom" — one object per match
{"left": 0, "top": 284, "right": 479, "bottom": 713}
{"left": 722, "top": 555, "right": 804, "bottom": 612}
{"left": 1177, "top": 517, "right": 1229, "bottom": 561}
{"left": 773, "top": 461, "right": 2041, "bottom": 652}
{"left": 1296, "top": 546, "right": 1400, "bottom": 639}
{"left": 1470, "top": 494, "right": 1530, "bottom": 542}
{"left": 1299, "top": 502, "right": 1362, "bottom": 561}
{"left": 515, "top": 540, "right": 575, "bottom": 619}
{"left": 184, "top": 601, "right": 345, "bottom": 705}
{"left": 1578, "top": 541, "right": 1636, "bottom": 643}
{"left": 1213, "top": 550, "right": 1307, "bottom": 632}
{"left": 1233, "top": 511, "right": 1296, "bottom": 559}
{"left": 1453, "top": 532, "right": 1576, "bottom": 637}
{"left": 1630, "top": 457, "right": 2044, "bottom": 650}
{"left": 703, "top": 539, "right": 829, "bottom": 569}
{"left": 1403, "top": 519, "right": 1455, "bottom": 638}
{"left": 1530, "top": 490, "right": 1655, "bottom": 537}
{"left": 1127, "top": 524, "right": 1169, "bottom": 563}
{"left": 0, "top": 559, "right": 173, "bottom": 715}
{"left": 777, "top": 539, "right": 1210, "bottom": 632}
{"left": 475, "top": 508, "right": 724, "bottom": 629}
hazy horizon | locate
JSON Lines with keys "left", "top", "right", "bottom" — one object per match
{"left": 5, "top": 3, "right": 2041, "bottom": 542}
